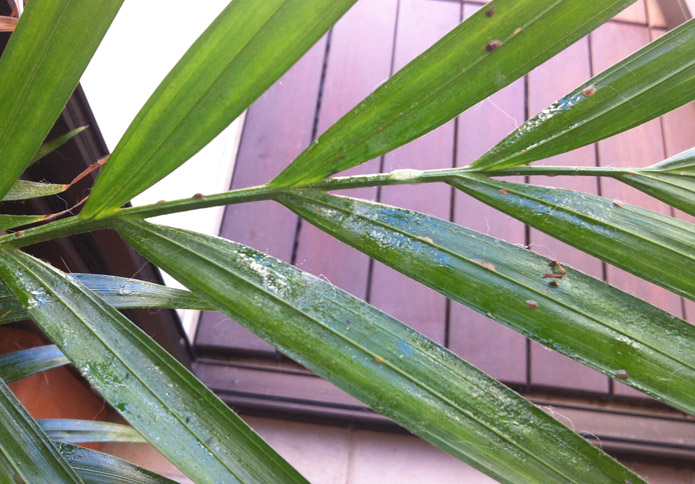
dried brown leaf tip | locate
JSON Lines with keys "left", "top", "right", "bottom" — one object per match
{"left": 486, "top": 40, "right": 502, "bottom": 52}
{"left": 615, "top": 369, "right": 629, "bottom": 380}
{"left": 0, "top": 16, "right": 18, "bottom": 32}
{"left": 485, "top": 6, "right": 496, "bottom": 17}
{"left": 582, "top": 85, "right": 597, "bottom": 97}
{"left": 525, "top": 300, "right": 539, "bottom": 309}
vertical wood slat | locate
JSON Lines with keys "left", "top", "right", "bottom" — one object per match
{"left": 614, "top": 0, "right": 648, "bottom": 24}
{"left": 645, "top": 0, "right": 668, "bottom": 27}
{"left": 591, "top": 22, "right": 686, "bottom": 399}
{"left": 195, "top": 39, "right": 328, "bottom": 354}
{"left": 370, "top": 0, "right": 459, "bottom": 344}
{"left": 292, "top": 0, "right": 399, "bottom": 301}
{"left": 527, "top": 37, "right": 609, "bottom": 393}
{"left": 446, "top": 4, "right": 528, "bottom": 385}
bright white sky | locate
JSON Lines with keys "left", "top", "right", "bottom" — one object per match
{"left": 81, "top": 0, "right": 243, "bottom": 339}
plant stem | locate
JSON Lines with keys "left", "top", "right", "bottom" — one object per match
{"left": 477, "top": 166, "right": 631, "bottom": 177}
{"left": 0, "top": 185, "right": 278, "bottom": 249}
{"left": 0, "top": 164, "right": 633, "bottom": 249}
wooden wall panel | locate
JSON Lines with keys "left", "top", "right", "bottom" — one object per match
{"left": 447, "top": 4, "right": 528, "bottom": 385}
{"left": 527, "top": 38, "right": 609, "bottom": 392}
{"left": 293, "top": 0, "right": 399, "bottom": 301}
{"left": 646, "top": 0, "right": 668, "bottom": 27}
{"left": 614, "top": 0, "right": 647, "bottom": 24}
{"left": 196, "top": 39, "right": 328, "bottom": 354}
{"left": 193, "top": 1, "right": 693, "bottom": 409}
{"left": 369, "top": 0, "right": 459, "bottom": 343}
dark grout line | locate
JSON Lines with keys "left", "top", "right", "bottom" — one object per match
{"left": 367, "top": 0, "right": 402, "bottom": 305}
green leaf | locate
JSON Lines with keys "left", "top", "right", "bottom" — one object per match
{"left": 31, "top": 127, "right": 88, "bottom": 166}
{"left": 613, "top": 148, "right": 695, "bottom": 216}
{"left": 0, "top": 250, "right": 308, "bottom": 484}
{"left": 3, "top": 180, "right": 66, "bottom": 201}
{"left": 0, "top": 0, "right": 123, "bottom": 202}
{"left": 0, "top": 273, "right": 212, "bottom": 325}
{"left": 56, "top": 442, "right": 177, "bottom": 484}
{"left": 115, "top": 219, "right": 644, "bottom": 484}
{"left": 0, "top": 345, "right": 68, "bottom": 383}
{"left": 81, "top": 0, "right": 358, "bottom": 219}
{"left": 647, "top": 147, "right": 695, "bottom": 174}
{"left": 448, "top": 174, "right": 695, "bottom": 301}
{"left": 0, "top": 378, "right": 83, "bottom": 483}
{"left": 472, "top": 18, "right": 695, "bottom": 170}
{"left": 270, "top": 0, "right": 635, "bottom": 187}
{"left": 279, "top": 190, "right": 695, "bottom": 414}
{"left": 68, "top": 273, "right": 213, "bottom": 311}
{"left": 0, "top": 213, "right": 45, "bottom": 231}
{"left": 0, "top": 454, "right": 15, "bottom": 483}
{"left": 38, "top": 419, "right": 145, "bottom": 444}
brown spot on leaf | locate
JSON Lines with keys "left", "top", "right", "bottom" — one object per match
{"left": 192, "top": 193, "right": 206, "bottom": 200}
{"left": 513, "top": 27, "right": 522, "bottom": 35}
{"left": 485, "top": 6, "right": 496, "bottom": 17}
{"left": 549, "top": 280, "right": 559, "bottom": 287}
{"left": 613, "top": 200, "right": 625, "bottom": 207}
{"left": 616, "top": 369, "right": 629, "bottom": 380}
{"left": 499, "top": 189, "right": 508, "bottom": 194}
{"left": 525, "top": 300, "right": 539, "bottom": 309}
{"left": 548, "top": 260, "right": 567, "bottom": 273}
{"left": 374, "top": 356, "right": 384, "bottom": 364}
{"left": 13, "top": 231, "right": 23, "bottom": 238}
{"left": 582, "top": 85, "right": 597, "bottom": 97}
{"left": 486, "top": 40, "right": 502, "bottom": 52}
{"left": 474, "top": 260, "right": 497, "bottom": 271}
